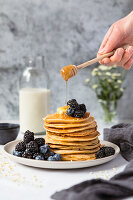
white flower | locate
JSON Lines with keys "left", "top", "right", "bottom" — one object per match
{"left": 111, "top": 75, "right": 116, "bottom": 79}
{"left": 92, "top": 71, "right": 96, "bottom": 76}
{"left": 92, "top": 68, "right": 98, "bottom": 76}
{"left": 112, "top": 73, "right": 121, "bottom": 77}
{"left": 105, "top": 72, "right": 111, "bottom": 76}
{"left": 93, "top": 68, "right": 98, "bottom": 73}
{"left": 97, "top": 72, "right": 102, "bottom": 76}
{"left": 98, "top": 65, "right": 108, "bottom": 71}
{"left": 112, "top": 65, "right": 117, "bottom": 69}
{"left": 108, "top": 79, "right": 112, "bottom": 83}
{"left": 117, "top": 80, "right": 122, "bottom": 84}
{"left": 98, "top": 99, "right": 103, "bottom": 103}
{"left": 92, "top": 84, "right": 98, "bottom": 89}
{"left": 114, "top": 85, "right": 119, "bottom": 89}
{"left": 111, "top": 73, "right": 121, "bottom": 79}
{"left": 120, "top": 88, "right": 124, "bottom": 92}
{"left": 85, "top": 78, "right": 90, "bottom": 83}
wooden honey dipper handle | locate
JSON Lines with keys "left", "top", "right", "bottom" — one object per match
{"left": 77, "top": 45, "right": 129, "bottom": 70}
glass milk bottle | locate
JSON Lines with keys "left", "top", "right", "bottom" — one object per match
{"left": 19, "top": 56, "right": 50, "bottom": 134}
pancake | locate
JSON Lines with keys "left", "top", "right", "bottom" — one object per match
{"left": 44, "top": 112, "right": 90, "bottom": 124}
{"left": 45, "top": 116, "right": 94, "bottom": 128}
{"left": 44, "top": 106, "right": 101, "bottom": 161}
{"left": 49, "top": 142, "right": 100, "bottom": 150}
{"left": 44, "top": 121, "right": 97, "bottom": 133}
{"left": 47, "top": 128, "right": 97, "bottom": 137}
{"left": 46, "top": 131, "right": 100, "bottom": 142}
{"left": 45, "top": 136, "right": 99, "bottom": 146}
{"left": 52, "top": 147, "right": 100, "bottom": 154}
{"left": 61, "top": 154, "right": 96, "bottom": 161}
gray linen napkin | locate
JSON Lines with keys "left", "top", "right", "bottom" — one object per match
{"left": 51, "top": 123, "right": 133, "bottom": 200}
{"left": 104, "top": 123, "right": 133, "bottom": 161}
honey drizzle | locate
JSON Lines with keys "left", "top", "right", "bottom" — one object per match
{"left": 65, "top": 81, "right": 68, "bottom": 105}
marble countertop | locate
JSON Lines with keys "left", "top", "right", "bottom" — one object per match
{"left": 0, "top": 120, "right": 131, "bottom": 200}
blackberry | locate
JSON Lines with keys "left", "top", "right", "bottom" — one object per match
{"left": 104, "top": 147, "right": 115, "bottom": 156}
{"left": 24, "top": 130, "right": 34, "bottom": 144}
{"left": 95, "top": 147, "right": 106, "bottom": 159}
{"left": 35, "top": 138, "right": 45, "bottom": 147}
{"left": 67, "top": 99, "right": 79, "bottom": 109}
{"left": 67, "top": 107, "right": 75, "bottom": 117}
{"left": 15, "top": 141, "right": 26, "bottom": 152}
{"left": 26, "top": 141, "right": 39, "bottom": 154}
{"left": 13, "top": 150, "right": 22, "bottom": 157}
{"left": 79, "top": 104, "right": 86, "bottom": 113}
{"left": 74, "top": 110, "right": 84, "bottom": 118}
{"left": 22, "top": 151, "right": 33, "bottom": 159}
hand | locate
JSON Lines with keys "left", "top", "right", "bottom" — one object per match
{"left": 97, "top": 11, "right": 133, "bottom": 70}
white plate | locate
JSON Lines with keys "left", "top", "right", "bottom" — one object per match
{"left": 3, "top": 140, "right": 120, "bottom": 169}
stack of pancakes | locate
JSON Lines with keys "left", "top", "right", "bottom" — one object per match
{"left": 44, "top": 108, "right": 101, "bottom": 161}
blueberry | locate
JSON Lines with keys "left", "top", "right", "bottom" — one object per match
{"left": 40, "top": 144, "right": 50, "bottom": 154}
{"left": 13, "top": 150, "right": 22, "bottom": 157}
{"left": 67, "top": 107, "right": 75, "bottom": 117}
{"left": 53, "top": 153, "right": 61, "bottom": 161}
{"left": 35, "top": 154, "right": 44, "bottom": 160}
{"left": 43, "top": 151, "right": 55, "bottom": 160}
{"left": 48, "top": 156, "right": 56, "bottom": 161}
{"left": 49, "top": 151, "right": 55, "bottom": 156}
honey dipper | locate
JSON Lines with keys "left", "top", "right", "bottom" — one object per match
{"left": 61, "top": 45, "right": 128, "bottom": 81}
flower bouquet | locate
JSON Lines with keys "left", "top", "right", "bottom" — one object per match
{"left": 86, "top": 65, "right": 126, "bottom": 122}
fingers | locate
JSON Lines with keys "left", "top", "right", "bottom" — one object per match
{"left": 124, "top": 55, "right": 133, "bottom": 70}
{"left": 121, "top": 46, "right": 133, "bottom": 65}
{"left": 99, "top": 57, "right": 111, "bottom": 65}
{"left": 98, "top": 46, "right": 133, "bottom": 70}
{"left": 99, "top": 48, "right": 124, "bottom": 65}
{"left": 110, "top": 48, "right": 125, "bottom": 63}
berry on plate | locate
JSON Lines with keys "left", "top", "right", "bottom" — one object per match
{"left": 13, "top": 150, "right": 22, "bottom": 157}
{"left": 15, "top": 141, "right": 26, "bottom": 152}
{"left": 26, "top": 141, "right": 39, "bottom": 154}
{"left": 35, "top": 138, "right": 45, "bottom": 147}
{"left": 24, "top": 130, "right": 34, "bottom": 144}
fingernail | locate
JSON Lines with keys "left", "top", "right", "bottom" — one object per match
{"left": 98, "top": 48, "right": 106, "bottom": 54}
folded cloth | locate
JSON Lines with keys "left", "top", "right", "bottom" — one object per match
{"left": 51, "top": 123, "right": 133, "bottom": 200}
{"left": 104, "top": 123, "right": 133, "bottom": 161}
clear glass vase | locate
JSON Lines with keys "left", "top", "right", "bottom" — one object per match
{"left": 19, "top": 56, "right": 50, "bottom": 135}
{"left": 100, "top": 99, "right": 117, "bottom": 122}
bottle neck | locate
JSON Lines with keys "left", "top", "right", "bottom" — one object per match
{"left": 36, "top": 56, "right": 45, "bottom": 69}
{"left": 24, "top": 57, "right": 35, "bottom": 68}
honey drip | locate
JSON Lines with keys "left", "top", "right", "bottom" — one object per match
{"left": 65, "top": 81, "right": 68, "bottom": 104}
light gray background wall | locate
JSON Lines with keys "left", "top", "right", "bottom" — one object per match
{"left": 0, "top": 0, "right": 133, "bottom": 120}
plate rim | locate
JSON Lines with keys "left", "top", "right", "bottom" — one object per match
{"left": 3, "top": 139, "right": 120, "bottom": 166}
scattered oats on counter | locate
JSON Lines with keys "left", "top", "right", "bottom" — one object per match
{"left": 0, "top": 150, "right": 43, "bottom": 188}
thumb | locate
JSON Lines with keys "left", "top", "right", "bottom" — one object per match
{"left": 98, "top": 24, "right": 123, "bottom": 54}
